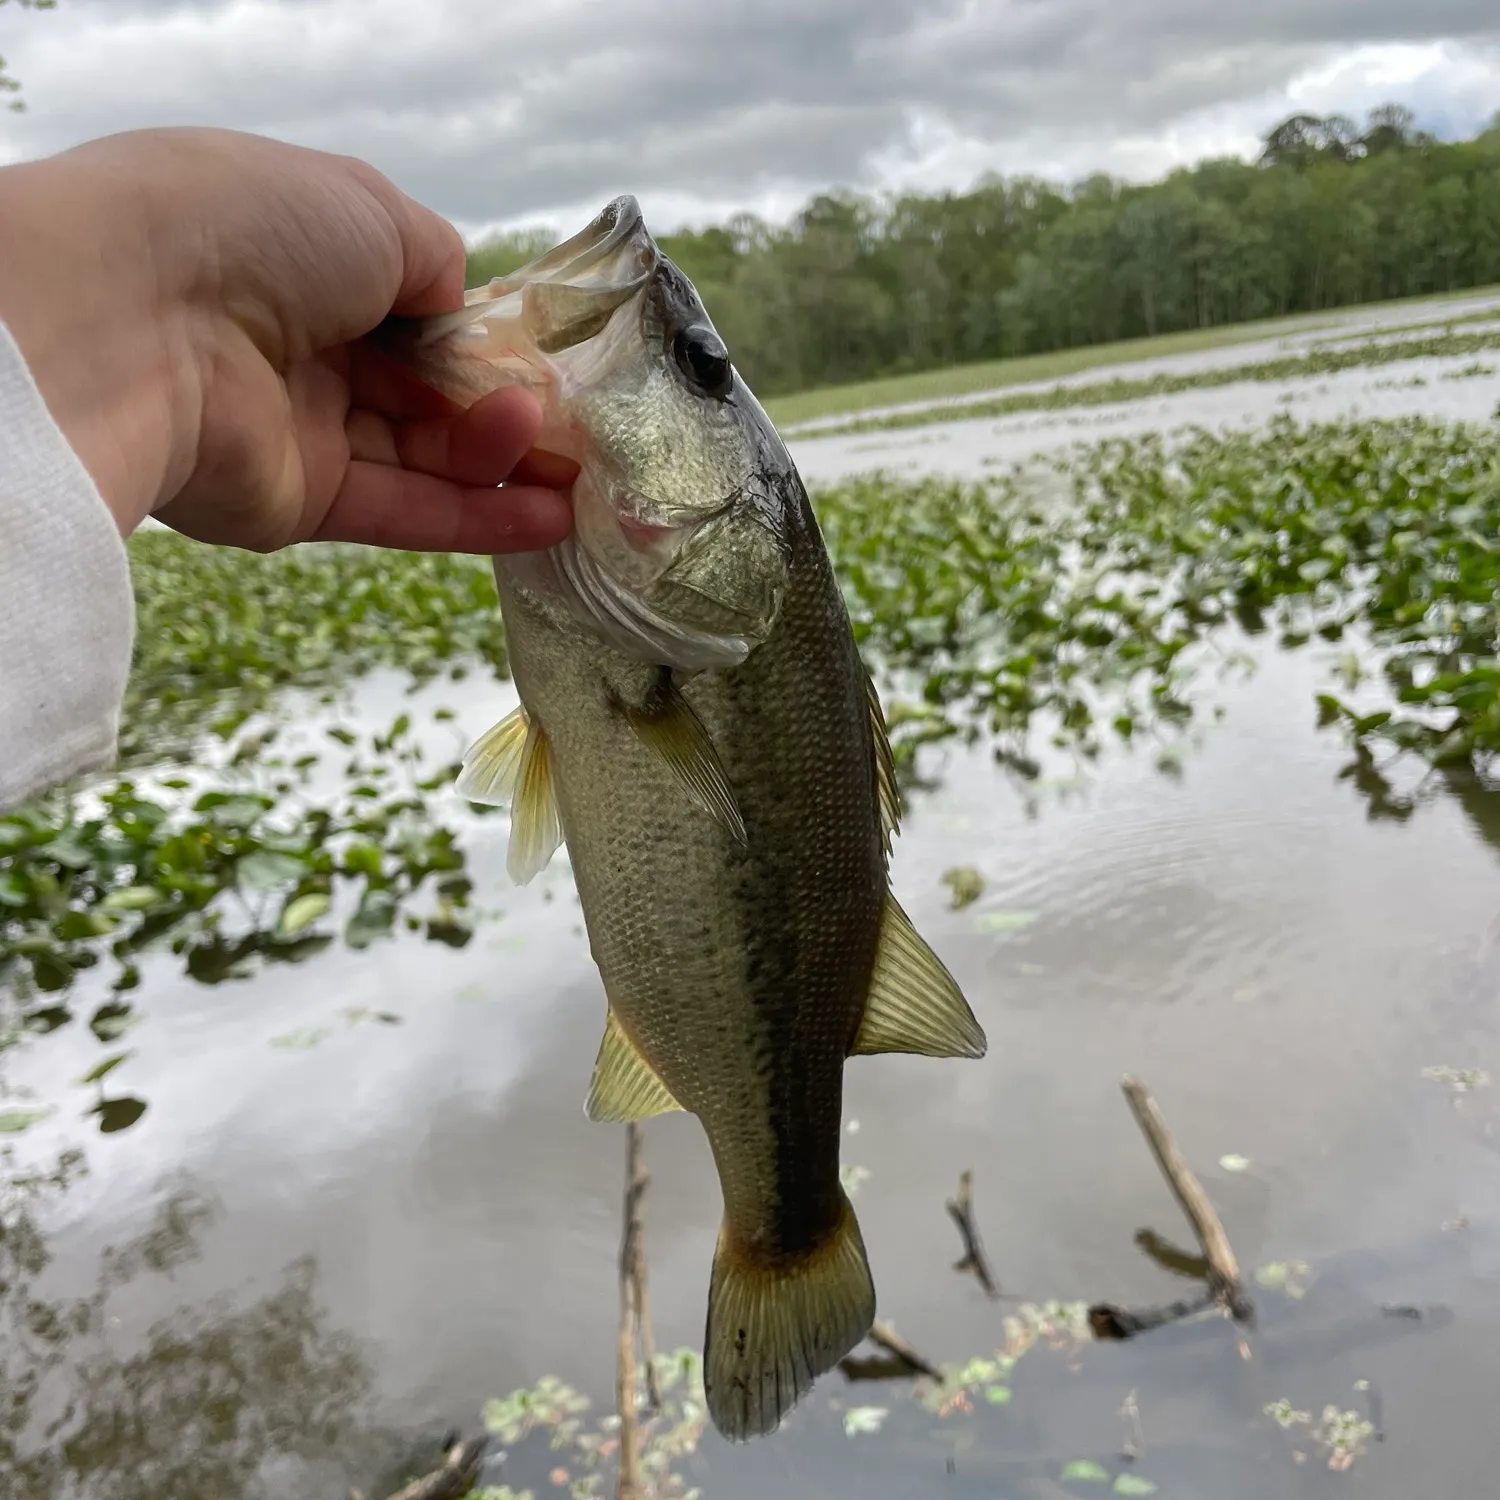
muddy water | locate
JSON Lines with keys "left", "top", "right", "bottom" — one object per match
{"left": 11, "top": 359, "right": 1500, "bottom": 1497}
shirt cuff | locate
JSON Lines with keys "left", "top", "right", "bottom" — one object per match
{"left": 0, "top": 317, "right": 135, "bottom": 812}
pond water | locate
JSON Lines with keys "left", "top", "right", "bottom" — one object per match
{"left": 9, "top": 301, "right": 1500, "bottom": 1499}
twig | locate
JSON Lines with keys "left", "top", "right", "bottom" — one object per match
{"left": 945, "top": 1169, "right": 1001, "bottom": 1299}
{"left": 625, "top": 1126, "right": 661, "bottom": 1411}
{"left": 1120, "top": 1076, "right": 1252, "bottom": 1323}
{"left": 1088, "top": 1290, "right": 1217, "bottom": 1340}
{"left": 365, "top": 1435, "right": 488, "bottom": 1500}
{"left": 615, "top": 1123, "right": 648, "bottom": 1500}
{"left": 839, "top": 1353, "right": 928, "bottom": 1382}
{"left": 1118, "top": 1388, "right": 1145, "bottom": 1462}
{"left": 866, "top": 1320, "right": 944, "bottom": 1380}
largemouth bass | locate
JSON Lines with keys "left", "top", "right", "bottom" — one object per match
{"left": 388, "top": 198, "right": 986, "bottom": 1440}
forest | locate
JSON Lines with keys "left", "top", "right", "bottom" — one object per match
{"left": 471, "top": 104, "right": 1500, "bottom": 397}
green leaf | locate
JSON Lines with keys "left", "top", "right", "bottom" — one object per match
{"left": 1112, "top": 1477, "right": 1158, "bottom": 1496}
{"left": 270, "top": 1028, "right": 329, "bottom": 1052}
{"left": 89, "top": 1003, "right": 137, "bottom": 1042}
{"left": 345, "top": 888, "right": 398, "bottom": 949}
{"left": 90, "top": 1096, "right": 148, "bottom": 1134}
{"left": 843, "top": 1406, "right": 887, "bottom": 1437}
{"left": 0, "top": 1106, "right": 53, "bottom": 1135}
{"left": 983, "top": 1384, "right": 1012, "bottom": 1404}
{"left": 941, "top": 866, "right": 985, "bottom": 910}
{"left": 79, "top": 1052, "right": 131, "bottom": 1085}
{"left": 1061, "top": 1461, "right": 1110, "bottom": 1483}
{"left": 102, "top": 885, "right": 162, "bottom": 912}
{"left": 236, "top": 850, "right": 307, "bottom": 892}
{"left": 278, "top": 892, "right": 330, "bottom": 937}
{"left": 976, "top": 909, "right": 1037, "bottom": 934}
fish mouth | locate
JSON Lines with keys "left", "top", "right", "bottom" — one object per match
{"left": 471, "top": 196, "right": 654, "bottom": 302}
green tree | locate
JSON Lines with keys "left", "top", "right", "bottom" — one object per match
{"left": 458, "top": 104, "right": 1500, "bottom": 399}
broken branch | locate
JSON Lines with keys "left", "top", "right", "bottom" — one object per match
{"left": 945, "top": 1168, "right": 1001, "bottom": 1299}
{"left": 867, "top": 1320, "right": 944, "bottom": 1380}
{"left": 363, "top": 1435, "right": 487, "bottom": 1500}
{"left": 1120, "top": 1076, "right": 1252, "bottom": 1323}
{"left": 616, "top": 1123, "right": 646, "bottom": 1500}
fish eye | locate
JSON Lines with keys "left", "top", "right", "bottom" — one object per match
{"left": 672, "top": 324, "right": 733, "bottom": 400}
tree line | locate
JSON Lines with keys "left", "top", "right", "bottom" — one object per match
{"left": 470, "top": 104, "right": 1500, "bottom": 397}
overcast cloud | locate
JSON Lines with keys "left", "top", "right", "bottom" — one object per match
{"left": 2, "top": 0, "right": 1498, "bottom": 239}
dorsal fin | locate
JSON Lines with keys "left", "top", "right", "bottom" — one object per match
{"left": 852, "top": 893, "right": 986, "bottom": 1059}
{"left": 455, "top": 705, "right": 563, "bottom": 884}
{"left": 865, "top": 672, "right": 901, "bottom": 854}
{"left": 585, "top": 1009, "right": 684, "bottom": 1122}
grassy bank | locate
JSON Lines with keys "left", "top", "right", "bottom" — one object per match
{"left": 764, "top": 284, "right": 1500, "bottom": 429}
{"left": 773, "top": 325, "right": 1500, "bottom": 439}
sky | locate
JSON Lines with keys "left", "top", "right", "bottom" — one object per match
{"left": 2, "top": 0, "right": 1499, "bottom": 243}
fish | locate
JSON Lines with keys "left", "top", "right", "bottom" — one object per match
{"left": 385, "top": 197, "right": 987, "bottom": 1441}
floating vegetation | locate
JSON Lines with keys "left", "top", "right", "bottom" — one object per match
{"left": 825, "top": 415, "right": 1500, "bottom": 805}
{"left": 1421, "top": 1064, "right": 1491, "bottom": 1094}
{"left": 480, "top": 1352, "right": 707, "bottom": 1500}
{"left": 1263, "top": 1391, "right": 1378, "bottom": 1472}
{"left": 119, "top": 535, "right": 508, "bottom": 766}
{"left": 939, "top": 865, "right": 985, "bottom": 909}
{"left": 5, "top": 414, "right": 1500, "bottom": 1092}
{"left": 1, "top": 713, "right": 481, "bottom": 1066}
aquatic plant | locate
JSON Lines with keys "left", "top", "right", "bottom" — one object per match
{"left": 4, "top": 414, "right": 1499, "bottom": 1091}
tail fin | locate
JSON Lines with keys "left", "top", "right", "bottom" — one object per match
{"left": 703, "top": 1192, "right": 876, "bottom": 1441}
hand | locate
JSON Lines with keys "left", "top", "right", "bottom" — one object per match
{"left": 0, "top": 127, "right": 573, "bottom": 554}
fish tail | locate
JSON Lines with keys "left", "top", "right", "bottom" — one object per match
{"left": 703, "top": 1191, "right": 876, "bottom": 1441}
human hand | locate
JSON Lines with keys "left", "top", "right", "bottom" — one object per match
{"left": 0, "top": 127, "right": 574, "bottom": 554}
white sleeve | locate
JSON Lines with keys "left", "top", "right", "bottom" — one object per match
{"left": 0, "top": 318, "right": 135, "bottom": 812}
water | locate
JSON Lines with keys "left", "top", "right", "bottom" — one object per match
{"left": 10, "top": 300, "right": 1500, "bottom": 1498}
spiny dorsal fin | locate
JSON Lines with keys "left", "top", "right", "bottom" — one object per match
{"left": 851, "top": 893, "right": 987, "bottom": 1059}
{"left": 865, "top": 672, "right": 901, "bottom": 853}
{"left": 585, "top": 1009, "right": 683, "bottom": 1122}
{"left": 624, "top": 676, "right": 747, "bottom": 845}
{"left": 455, "top": 705, "right": 563, "bottom": 884}
{"left": 455, "top": 704, "right": 530, "bottom": 806}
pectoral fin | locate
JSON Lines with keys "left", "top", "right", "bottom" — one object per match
{"left": 624, "top": 677, "right": 747, "bottom": 845}
{"left": 852, "top": 893, "right": 987, "bottom": 1059}
{"left": 455, "top": 705, "right": 530, "bottom": 805}
{"left": 455, "top": 705, "right": 562, "bottom": 884}
{"left": 585, "top": 1009, "right": 684, "bottom": 1122}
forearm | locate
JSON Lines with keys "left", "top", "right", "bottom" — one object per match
{"left": 0, "top": 147, "right": 182, "bottom": 538}
{"left": 0, "top": 316, "right": 135, "bottom": 811}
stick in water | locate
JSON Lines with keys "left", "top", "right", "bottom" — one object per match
{"left": 615, "top": 1124, "right": 645, "bottom": 1500}
{"left": 1119, "top": 1076, "right": 1252, "bottom": 1322}
{"left": 945, "top": 1168, "right": 1002, "bottom": 1300}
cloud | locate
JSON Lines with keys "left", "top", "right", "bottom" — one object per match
{"left": 1, "top": 0, "right": 1497, "bottom": 238}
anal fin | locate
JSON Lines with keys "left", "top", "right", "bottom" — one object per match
{"left": 851, "top": 893, "right": 987, "bottom": 1059}
{"left": 585, "top": 1009, "right": 684, "bottom": 1123}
